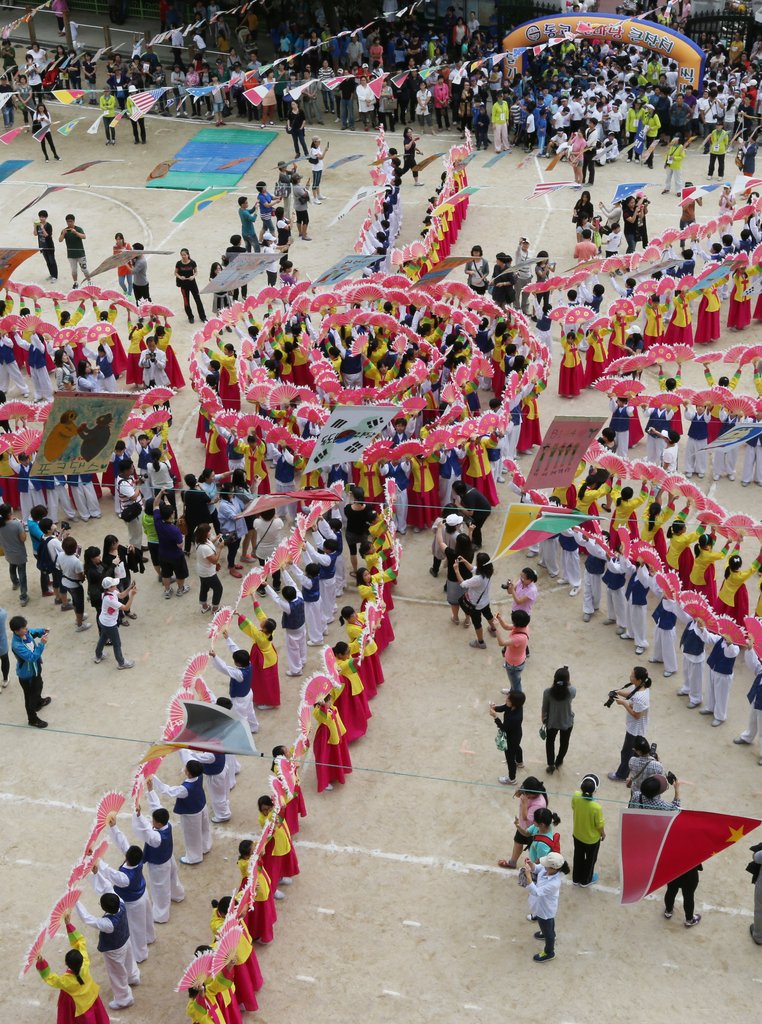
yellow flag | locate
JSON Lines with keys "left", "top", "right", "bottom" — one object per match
{"left": 492, "top": 504, "right": 545, "bottom": 562}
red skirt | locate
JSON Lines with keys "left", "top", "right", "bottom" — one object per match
{"left": 357, "top": 658, "right": 377, "bottom": 700}
{"left": 754, "top": 292, "right": 762, "bottom": 321}
{"left": 364, "top": 649, "right": 385, "bottom": 688}
{"left": 56, "top": 992, "right": 110, "bottom": 1024}
{"left": 491, "top": 361, "right": 506, "bottom": 399}
{"left": 628, "top": 411, "right": 644, "bottom": 448}
{"left": 517, "top": 415, "right": 542, "bottom": 453}
{"left": 663, "top": 319, "right": 693, "bottom": 347}
{"left": 0, "top": 475, "right": 20, "bottom": 509}
{"left": 727, "top": 296, "right": 751, "bottom": 330}
{"left": 217, "top": 989, "right": 243, "bottom": 1024}
{"left": 558, "top": 361, "right": 583, "bottom": 398}
{"left": 283, "top": 785, "right": 306, "bottom": 836}
{"left": 126, "top": 350, "right": 143, "bottom": 386}
{"left": 584, "top": 349, "right": 606, "bottom": 388}
{"left": 229, "top": 958, "right": 260, "bottom": 1012}
{"left": 652, "top": 529, "right": 667, "bottom": 564}
{"left": 361, "top": 599, "right": 394, "bottom": 651}
{"left": 108, "top": 334, "right": 128, "bottom": 376}
{"left": 694, "top": 302, "right": 720, "bottom": 344}
{"left": 677, "top": 546, "right": 694, "bottom": 589}
{"left": 249, "top": 645, "right": 281, "bottom": 707}
{"left": 246, "top": 894, "right": 276, "bottom": 944}
{"left": 313, "top": 723, "right": 353, "bottom": 793}
{"left": 291, "top": 361, "right": 313, "bottom": 387}
{"left": 407, "top": 485, "right": 439, "bottom": 529}
{"left": 461, "top": 469, "right": 499, "bottom": 506}
{"left": 163, "top": 345, "right": 186, "bottom": 389}
{"left": 707, "top": 415, "right": 722, "bottom": 445}
{"left": 219, "top": 375, "right": 241, "bottom": 410}
{"left": 716, "top": 586, "right": 749, "bottom": 626}
{"left": 335, "top": 677, "right": 371, "bottom": 743}
{"left": 261, "top": 839, "right": 300, "bottom": 888}
{"left": 690, "top": 571, "right": 718, "bottom": 608}
{"left": 255, "top": 471, "right": 271, "bottom": 495}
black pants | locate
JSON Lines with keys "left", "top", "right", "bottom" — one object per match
{"left": 471, "top": 510, "right": 490, "bottom": 548}
{"left": 0, "top": 652, "right": 8, "bottom": 681}
{"left": 20, "top": 673, "right": 43, "bottom": 725}
{"left": 41, "top": 135, "right": 58, "bottom": 159}
{"left": 435, "top": 106, "right": 450, "bottom": 129}
{"left": 708, "top": 153, "right": 725, "bottom": 177}
{"left": 546, "top": 726, "right": 572, "bottom": 768}
{"left": 40, "top": 247, "right": 58, "bottom": 279}
{"left": 582, "top": 150, "right": 595, "bottom": 184}
{"left": 627, "top": 130, "right": 636, "bottom": 160}
{"left": 665, "top": 867, "right": 700, "bottom": 919}
{"left": 503, "top": 730, "right": 523, "bottom": 780}
{"left": 103, "top": 116, "right": 115, "bottom": 142}
{"left": 226, "top": 537, "right": 241, "bottom": 569}
{"left": 199, "top": 574, "right": 223, "bottom": 605}
{"left": 537, "top": 916, "right": 555, "bottom": 956}
{"left": 131, "top": 118, "right": 147, "bottom": 143}
{"left": 133, "top": 283, "right": 151, "bottom": 302}
{"left": 615, "top": 731, "right": 638, "bottom": 779}
{"left": 572, "top": 836, "right": 600, "bottom": 885}
{"left": 180, "top": 281, "right": 206, "bottom": 322}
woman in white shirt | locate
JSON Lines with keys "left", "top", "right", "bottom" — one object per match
{"left": 194, "top": 523, "right": 225, "bottom": 613}
{"left": 94, "top": 576, "right": 136, "bottom": 668}
{"left": 453, "top": 551, "right": 496, "bottom": 649}
{"left": 145, "top": 452, "right": 175, "bottom": 510}
{"left": 608, "top": 666, "right": 652, "bottom": 781}
{"left": 416, "top": 84, "right": 432, "bottom": 131}
{"left": 521, "top": 851, "right": 568, "bottom": 962}
{"left": 355, "top": 77, "right": 377, "bottom": 131}
{"left": 308, "top": 136, "right": 328, "bottom": 204}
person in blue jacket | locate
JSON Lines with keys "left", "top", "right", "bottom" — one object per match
{"left": 9, "top": 614, "right": 51, "bottom": 727}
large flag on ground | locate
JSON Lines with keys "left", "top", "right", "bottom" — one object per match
{"left": 171, "top": 187, "right": 232, "bottom": 224}
{"left": 492, "top": 504, "right": 591, "bottom": 561}
{"left": 526, "top": 180, "right": 578, "bottom": 200}
{"left": 36, "top": 392, "right": 136, "bottom": 475}
{"left": 620, "top": 807, "right": 761, "bottom": 904}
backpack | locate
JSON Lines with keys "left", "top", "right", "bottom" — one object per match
{"left": 36, "top": 536, "right": 56, "bottom": 574}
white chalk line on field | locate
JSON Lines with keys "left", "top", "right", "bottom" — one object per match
{"left": 1, "top": 791, "right": 753, "bottom": 919}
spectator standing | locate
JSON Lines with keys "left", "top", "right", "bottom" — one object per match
{"left": 571, "top": 774, "right": 605, "bottom": 886}
{"left": 542, "top": 665, "right": 576, "bottom": 773}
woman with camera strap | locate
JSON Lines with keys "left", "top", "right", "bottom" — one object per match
{"left": 607, "top": 665, "right": 651, "bottom": 782}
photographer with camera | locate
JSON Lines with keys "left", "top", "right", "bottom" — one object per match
{"left": 634, "top": 772, "right": 681, "bottom": 811}
{"left": 625, "top": 735, "right": 666, "bottom": 804}
{"left": 606, "top": 666, "right": 652, "bottom": 782}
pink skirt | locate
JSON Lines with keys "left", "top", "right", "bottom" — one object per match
{"left": 335, "top": 676, "right": 371, "bottom": 743}
{"left": 246, "top": 895, "right": 276, "bottom": 944}
{"left": 250, "top": 646, "right": 281, "bottom": 707}
{"left": 363, "top": 649, "right": 385, "bottom": 689}
{"left": 313, "top": 723, "right": 353, "bottom": 793}
{"left": 558, "top": 361, "right": 583, "bottom": 398}
{"left": 728, "top": 296, "right": 751, "bottom": 330}
{"left": 56, "top": 992, "right": 110, "bottom": 1024}
{"left": 357, "top": 658, "right": 377, "bottom": 700}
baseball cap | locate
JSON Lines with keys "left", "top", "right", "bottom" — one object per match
{"left": 445, "top": 513, "right": 463, "bottom": 526}
{"left": 540, "top": 852, "right": 566, "bottom": 870}
{"left": 102, "top": 577, "right": 119, "bottom": 590}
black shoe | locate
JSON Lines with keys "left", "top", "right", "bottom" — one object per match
{"left": 429, "top": 568, "right": 438, "bottom": 577}
{"left": 546, "top": 765, "right": 555, "bottom": 774}
{"left": 188, "top": 316, "right": 195, "bottom": 324}
{"left": 30, "top": 718, "right": 48, "bottom": 728}
{"left": 533, "top": 931, "right": 544, "bottom": 939}
{"left": 39, "top": 697, "right": 51, "bottom": 708}
{"left": 555, "top": 760, "right": 563, "bottom": 769}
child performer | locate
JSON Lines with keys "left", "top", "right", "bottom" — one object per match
{"left": 312, "top": 690, "right": 353, "bottom": 792}
{"left": 36, "top": 912, "right": 111, "bottom": 1024}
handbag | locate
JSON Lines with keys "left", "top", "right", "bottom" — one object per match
{"left": 120, "top": 501, "right": 142, "bottom": 523}
{"left": 494, "top": 726, "right": 507, "bottom": 752}
{"left": 177, "top": 514, "right": 188, "bottom": 536}
{"left": 539, "top": 725, "right": 546, "bottom": 740}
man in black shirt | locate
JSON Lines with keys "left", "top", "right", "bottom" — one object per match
{"left": 452, "top": 480, "right": 492, "bottom": 548}
{"left": 34, "top": 209, "right": 57, "bottom": 282}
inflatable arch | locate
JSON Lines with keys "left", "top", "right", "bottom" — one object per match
{"left": 503, "top": 14, "right": 706, "bottom": 95}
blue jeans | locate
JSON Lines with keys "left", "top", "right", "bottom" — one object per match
{"left": 95, "top": 623, "right": 124, "bottom": 666}
{"left": 504, "top": 661, "right": 525, "bottom": 692}
{"left": 537, "top": 915, "right": 555, "bottom": 955}
{"left": 340, "top": 98, "right": 354, "bottom": 129}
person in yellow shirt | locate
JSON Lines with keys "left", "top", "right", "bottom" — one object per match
{"left": 610, "top": 483, "right": 647, "bottom": 538}
{"left": 662, "top": 135, "right": 685, "bottom": 195}
{"left": 716, "top": 551, "right": 762, "bottom": 625}
{"left": 688, "top": 532, "right": 727, "bottom": 605}
{"left": 665, "top": 512, "right": 702, "bottom": 586}
{"left": 311, "top": 690, "right": 353, "bottom": 792}
{"left": 257, "top": 793, "right": 299, "bottom": 889}
{"left": 491, "top": 90, "right": 510, "bottom": 153}
{"left": 237, "top": 603, "right": 280, "bottom": 709}
{"left": 332, "top": 640, "right": 371, "bottom": 742}
{"left": 36, "top": 916, "right": 109, "bottom": 1021}
{"left": 99, "top": 85, "right": 117, "bottom": 144}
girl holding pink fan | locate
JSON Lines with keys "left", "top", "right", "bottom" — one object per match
{"left": 36, "top": 914, "right": 110, "bottom": 1024}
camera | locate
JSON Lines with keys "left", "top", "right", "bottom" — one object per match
{"left": 60, "top": 521, "right": 71, "bottom": 531}
{"left": 500, "top": 580, "right": 512, "bottom": 591}
{"left": 649, "top": 741, "right": 658, "bottom": 757}
{"left": 666, "top": 771, "right": 677, "bottom": 786}
{"left": 603, "top": 690, "right": 618, "bottom": 708}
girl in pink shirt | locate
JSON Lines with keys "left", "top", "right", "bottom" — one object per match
{"left": 498, "top": 776, "right": 549, "bottom": 869}
{"left": 505, "top": 567, "right": 539, "bottom": 614}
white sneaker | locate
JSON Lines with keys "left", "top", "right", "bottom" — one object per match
{"left": 569, "top": 586, "right": 579, "bottom": 596}
{"left": 498, "top": 776, "right": 517, "bottom": 785}
{"left": 76, "top": 622, "right": 92, "bottom": 632}
{"left": 176, "top": 584, "right": 191, "bottom": 596}
{"left": 273, "top": 889, "right": 285, "bottom": 900}
{"left": 324, "top": 783, "right": 334, "bottom": 791}
{"left": 164, "top": 587, "right": 175, "bottom": 599}
{"left": 279, "top": 876, "right": 292, "bottom": 885}
{"left": 118, "top": 660, "right": 135, "bottom": 670}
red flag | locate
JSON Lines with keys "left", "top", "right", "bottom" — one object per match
{"left": 367, "top": 74, "right": 387, "bottom": 99}
{"left": 620, "top": 808, "right": 761, "bottom": 904}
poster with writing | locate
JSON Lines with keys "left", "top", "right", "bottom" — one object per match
{"left": 524, "top": 415, "right": 606, "bottom": 491}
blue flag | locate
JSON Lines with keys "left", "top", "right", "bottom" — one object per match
{"left": 634, "top": 123, "right": 646, "bottom": 156}
{"left": 612, "top": 181, "right": 649, "bottom": 204}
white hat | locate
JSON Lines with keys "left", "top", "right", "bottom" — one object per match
{"left": 540, "top": 851, "right": 565, "bottom": 870}
{"left": 262, "top": 230, "right": 276, "bottom": 242}
{"left": 445, "top": 513, "right": 463, "bottom": 526}
{"left": 102, "top": 576, "right": 119, "bottom": 590}
{"left": 128, "top": 84, "right": 137, "bottom": 93}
